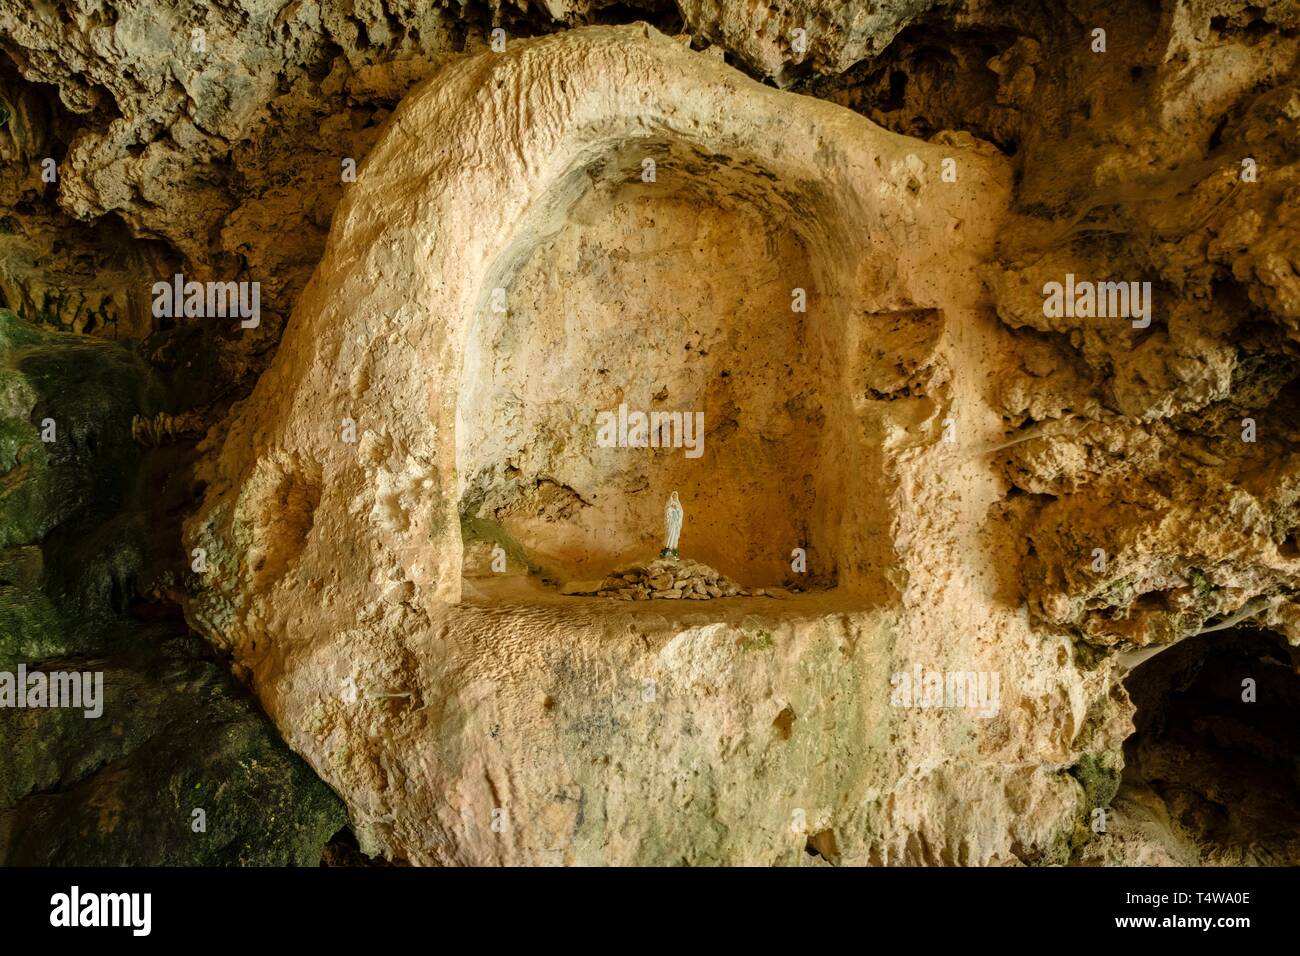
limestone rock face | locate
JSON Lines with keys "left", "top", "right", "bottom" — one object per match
{"left": 4, "top": 0, "right": 1298, "bottom": 867}
{"left": 176, "top": 24, "right": 1128, "bottom": 866}
{"left": 676, "top": 0, "right": 947, "bottom": 84}
{"left": 0, "top": 0, "right": 942, "bottom": 378}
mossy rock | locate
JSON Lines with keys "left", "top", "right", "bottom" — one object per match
{"left": 1049, "top": 751, "right": 1123, "bottom": 865}
{"left": 0, "top": 451, "right": 52, "bottom": 550}
{"left": 0, "top": 309, "right": 157, "bottom": 647}
{"left": 0, "top": 412, "right": 39, "bottom": 472}
{"left": 0, "top": 311, "right": 151, "bottom": 557}
{"left": 15, "top": 338, "right": 151, "bottom": 521}
{"left": 0, "top": 365, "right": 37, "bottom": 419}
{"left": 740, "top": 627, "right": 775, "bottom": 651}
{"left": 1070, "top": 751, "right": 1122, "bottom": 811}
{"left": 0, "top": 545, "right": 42, "bottom": 588}
{"left": 41, "top": 510, "right": 146, "bottom": 649}
{"left": 0, "top": 582, "right": 66, "bottom": 668}
{"left": 0, "top": 310, "right": 349, "bottom": 864}
{"left": 0, "top": 627, "right": 346, "bottom": 865}
{"left": 0, "top": 309, "right": 48, "bottom": 351}
{"left": 1022, "top": 751, "right": 1123, "bottom": 866}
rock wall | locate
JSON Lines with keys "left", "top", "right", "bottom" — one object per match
{"left": 0, "top": 0, "right": 1296, "bottom": 865}
{"left": 179, "top": 24, "right": 1107, "bottom": 866}
{"left": 0, "top": 310, "right": 344, "bottom": 864}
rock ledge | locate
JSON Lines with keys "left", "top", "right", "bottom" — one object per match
{"left": 562, "top": 557, "right": 787, "bottom": 600}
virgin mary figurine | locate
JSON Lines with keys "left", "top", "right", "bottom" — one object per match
{"left": 661, "top": 491, "right": 683, "bottom": 559}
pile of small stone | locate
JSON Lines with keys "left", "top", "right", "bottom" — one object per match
{"left": 564, "top": 557, "right": 777, "bottom": 601}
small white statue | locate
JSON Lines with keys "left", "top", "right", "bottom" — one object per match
{"left": 662, "top": 491, "right": 683, "bottom": 559}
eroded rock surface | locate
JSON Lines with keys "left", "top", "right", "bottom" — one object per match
{"left": 177, "top": 25, "right": 1125, "bottom": 867}
{"left": 1, "top": 0, "right": 1297, "bottom": 866}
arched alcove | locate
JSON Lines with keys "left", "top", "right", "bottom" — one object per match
{"left": 180, "top": 25, "right": 1013, "bottom": 865}
{"left": 186, "top": 25, "right": 1001, "bottom": 621}
{"left": 454, "top": 138, "right": 875, "bottom": 599}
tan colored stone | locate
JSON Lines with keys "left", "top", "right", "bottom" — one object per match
{"left": 176, "top": 25, "right": 1130, "bottom": 868}
{"left": 559, "top": 580, "right": 605, "bottom": 595}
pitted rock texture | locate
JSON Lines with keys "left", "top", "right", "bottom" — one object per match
{"left": 172, "top": 25, "right": 1098, "bottom": 867}
{"left": 2, "top": 0, "right": 1299, "bottom": 866}
{"left": 0, "top": 0, "right": 941, "bottom": 381}
{"left": 184, "top": 22, "right": 1007, "bottom": 620}
{"left": 676, "top": 0, "right": 948, "bottom": 84}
